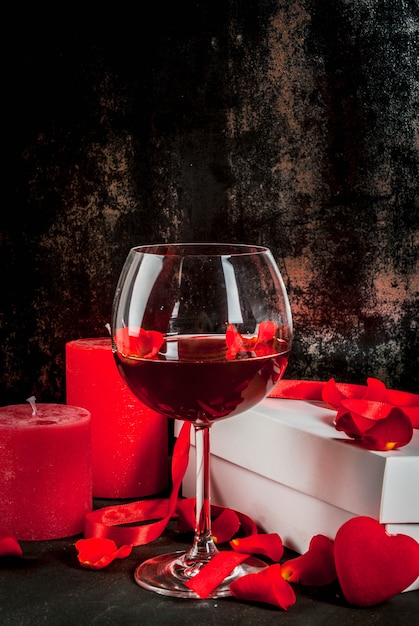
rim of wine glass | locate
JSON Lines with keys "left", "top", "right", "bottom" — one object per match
{"left": 130, "top": 243, "right": 270, "bottom": 256}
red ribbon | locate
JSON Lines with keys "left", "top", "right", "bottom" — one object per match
{"left": 270, "top": 379, "right": 419, "bottom": 426}
{"left": 269, "top": 379, "right": 327, "bottom": 401}
{"left": 85, "top": 420, "right": 191, "bottom": 545}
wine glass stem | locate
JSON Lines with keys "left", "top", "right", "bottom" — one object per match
{"left": 185, "top": 424, "right": 217, "bottom": 564}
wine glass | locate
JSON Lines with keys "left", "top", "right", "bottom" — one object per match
{"left": 111, "top": 243, "right": 292, "bottom": 598}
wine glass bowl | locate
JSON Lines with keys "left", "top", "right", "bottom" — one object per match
{"left": 112, "top": 243, "right": 292, "bottom": 597}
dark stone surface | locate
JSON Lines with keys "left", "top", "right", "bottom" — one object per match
{"left": 0, "top": 511, "right": 418, "bottom": 625}
{"left": 4, "top": 1, "right": 419, "bottom": 404}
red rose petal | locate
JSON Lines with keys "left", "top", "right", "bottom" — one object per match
{"left": 322, "top": 378, "right": 353, "bottom": 406}
{"left": 336, "top": 406, "right": 413, "bottom": 450}
{"left": 325, "top": 378, "right": 414, "bottom": 450}
{"left": 387, "top": 388, "right": 419, "bottom": 428}
{"left": 254, "top": 321, "right": 278, "bottom": 354}
{"left": 230, "top": 533, "right": 284, "bottom": 562}
{"left": 334, "top": 516, "right": 419, "bottom": 607}
{"left": 114, "top": 326, "right": 140, "bottom": 356}
{"left": 364, "top": 377, "right": 389, "bottom": 401}
{"left": 185, "top": 551, "right": 249, "bottom": 598}
{"left": 75, "top": 538, "right": 132, "bottom": 570}
{"left": 137, "top": 328, "right": 164, "bottom": 358}
{"left": 334, "top": 410, "right": 364, "bottom": 439}
{"left": 226, "top": 321, "right": 278, "bottom": 360}
{"left": 279, "top": 378, "right": 419, "bottom": 429}
{"left": 230, "top": 563, "right": 296, "bottom": 610}
{"left": 281, "top": 535, "right": 336, "bottom": 586}
{"left": 226, "top": 324, "right": 245, "bottom": 360}
{"left": 400, "top": 405, "right": 419, "bottom": 429}
{"left": 0, "top": 527, "right": 23, "bottom": 557}
{"left": 259, "top": 321, "right": 278, "bottom": 339}
{"left": 341, "top": 399, "right": 392, "bottom": 423}
{"left": 361, "top": 408, "right": 413, "bottom": 450}
{"left": 114, "top": 326, "right": 164, "bottom": 359}
{"left": 175, "top": 499, "right": 258, "bottom": 541}
{"left": 212, "top": 508, "right": 241, "bottom": 543}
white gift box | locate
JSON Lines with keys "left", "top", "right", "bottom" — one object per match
{"left": 176, "top": 397, "right": 419, "bottom": 592}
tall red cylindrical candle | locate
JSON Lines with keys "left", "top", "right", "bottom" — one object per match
{"left": 0, "top": 402, "right": 92, "bottom": 541}
{"left": 65, "top": 338, "right": 168, "bottom": 498}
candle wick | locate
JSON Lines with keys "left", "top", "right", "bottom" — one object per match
{"left": 105, "top": 323, "right": 111, "bottom": 336}
{"left": 26, "top": 396, "right": 38, "bottom": 416}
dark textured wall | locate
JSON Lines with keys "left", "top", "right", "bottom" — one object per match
{"left": 4, "top": 1, "right": 418, "bottom": 404}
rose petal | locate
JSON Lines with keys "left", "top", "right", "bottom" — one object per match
{"left": 361, "top": 408, "right": 413, "bottom": 450}
{"left": 137, "top": 328, "right": 164, "bottom": 358}
{"left": 175, "top": 499, "right": 258, "bottom": 541}
{"left": 324, "top": 378, "right": 419, "bottom": 432}
{"left": 323, "top": 378, "right": 392, "bottom": 409}
{"left": 335, "top": 400, "right": 392, "bottom": 438}
{"left": 230, "top": 563, "right": 296, "bottom": 610}
{"left": 226, "top": 324, "right": 246, "bottom": 360}
{"left": 325, "top": 378, "right": 414, "bottom": 449}
{"left": 341, "top": 399, "right": 392, "bottom": 424}
{"left": 256, "top": 321, "right": 278, "bottom": 343}
{"left": 230, "top": 533, "right": 284, "bottom": 562}
{"left": 281, "top": 535, "right": 336, "bottom": 586}
{"left": 226, "top": 322, "right": 279, "bottom": 360}
{"left": 399, "top": 405, "right": 419, "bottom": 429}
{"left": 387, "top": 389, "right": 419, "bottom": 428}
{"left": 336, "top": 406, "right": 413, "bottom": 450}
{"left": 254, "top": 321, "right": 279, "bottom": 356}
{"left": 322, "top": 378, "right": 357, "bottom": 407}
{"left": 212, "top": 508, "right": 241, "bottom": 543}
{"left": 334, "top": 409, "right": 364, "bottom": 439}
{"left": 114, "top": 326, "right": 140, "bottom": 356}
{"left": 0, "top": 527, "right": 23, "bottom": 557}
{"left": 75, "top": 537, "right": 132, "bottom": 570}
{"left": 185, "top": 551, "right": 249, "bottom": 598}
{"left": 114, "top": 326, "right": 164, "bottom": 359}
{"left": 364, "top": 377, "right": 389, "bottom": 401}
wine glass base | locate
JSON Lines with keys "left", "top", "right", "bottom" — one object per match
{"left": 134, "top": 550, "right": 267, "bottom": 599}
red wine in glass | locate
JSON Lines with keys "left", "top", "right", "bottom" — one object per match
{"left": 112, "top": 243, "right": 293, "bottom": 598}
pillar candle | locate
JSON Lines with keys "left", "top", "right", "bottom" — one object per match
{"left": 0, "top": 402, "right": 92, "bottom": 541}
{"left": 66, "top": 338, "right": 168, "bottom": 499}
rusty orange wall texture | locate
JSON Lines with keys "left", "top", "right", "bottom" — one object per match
{"left": 4, "top": 1, "right": 418, "bottom": 402}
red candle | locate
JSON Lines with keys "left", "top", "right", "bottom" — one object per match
{"left": 0, "top": 401, "right": 92, "bottom": 541}
{"left": 66, "top": 338, "right": 168, "bottom": 498}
